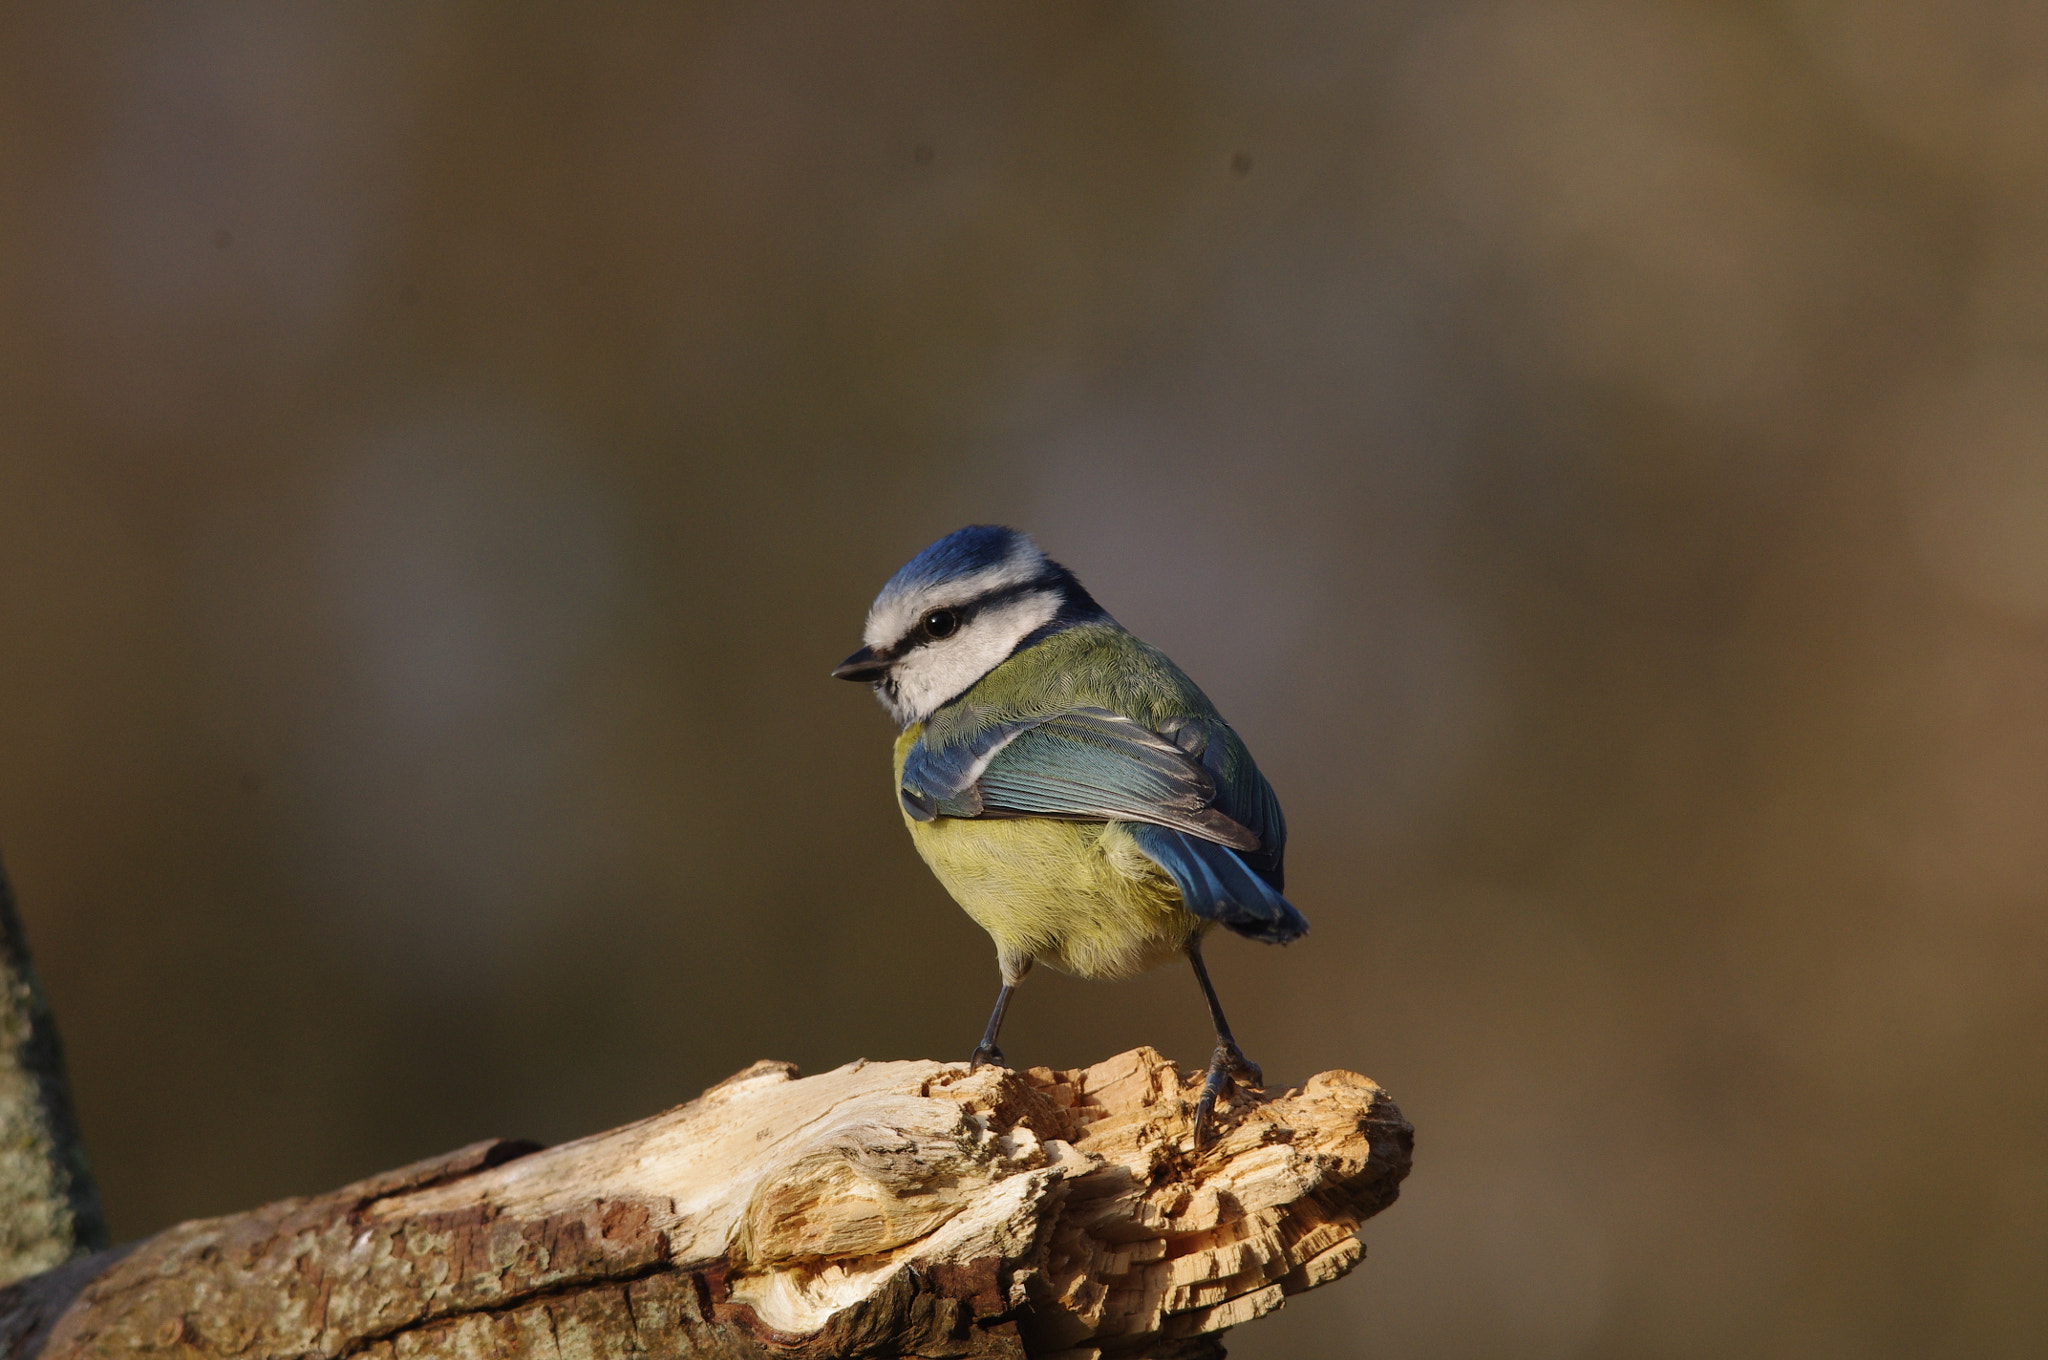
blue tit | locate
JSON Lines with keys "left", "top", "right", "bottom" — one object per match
{"left": 833, "top": 524, "right": 1306, "bottom": 1146}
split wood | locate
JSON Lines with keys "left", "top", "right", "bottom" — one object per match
{"left": 0, "top": 1047, "right": 1411, "bottom": 1359}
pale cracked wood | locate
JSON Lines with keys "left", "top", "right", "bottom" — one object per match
{"left": 0, "top": 1048, "right": 1411, "bottom": 1360}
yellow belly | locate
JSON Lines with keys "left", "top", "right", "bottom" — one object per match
{"left": 894, "top": 727, "right": 1205, "bottom": 980}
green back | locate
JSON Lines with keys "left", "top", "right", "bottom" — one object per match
{"left": 919, "top": 623, "right": 1287, "bottom": 877}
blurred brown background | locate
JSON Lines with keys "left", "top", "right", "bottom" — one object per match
{"left": 3, "top": 3, "right": 2046, "bottom": 1355}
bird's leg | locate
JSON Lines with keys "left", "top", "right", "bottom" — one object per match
{"left": 969, "top": 956, "right": 1031, "bottom": 1070}
{"left": 1188, "top": 943, "right": 1264, "bottom": 1148}
{"left": 968, "top": 985, "right": 1014, "bottom": 1070}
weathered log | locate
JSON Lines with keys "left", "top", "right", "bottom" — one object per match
{"left": 0, "top": 854, "right": 108, "bottom": 1285}
{"left": 0, "top": 1047, "right": 1411, "bottom": 1359}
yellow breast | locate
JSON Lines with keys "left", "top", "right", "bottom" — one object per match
{"left": 893, "top": 727, "right": 1204, "bottom": 980}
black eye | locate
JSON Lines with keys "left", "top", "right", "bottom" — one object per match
{"left": 923, "top": 609, "right": 960, "bottom": 639}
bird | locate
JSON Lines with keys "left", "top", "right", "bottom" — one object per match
{"left": 832, "top": 524, "right": 1306, "bottom": 1147}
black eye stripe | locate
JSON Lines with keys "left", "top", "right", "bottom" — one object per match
{"left": 900, "top": 574, "right": 1067, "bottom": 650}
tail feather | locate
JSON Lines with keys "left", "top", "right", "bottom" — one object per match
{"left": 1127, "top": 823, "right": 1309, "bottom": 945}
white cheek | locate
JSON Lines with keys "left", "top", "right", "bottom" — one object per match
{"left": 875, "top": 683, "right": 915, "bottom": 726}
{"left": 888, "top": 593, "right": 1059, "bottom": 722}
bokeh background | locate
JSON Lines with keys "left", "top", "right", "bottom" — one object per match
{"left": 4, "top": 3, "right": 2046, "bottom": 1355}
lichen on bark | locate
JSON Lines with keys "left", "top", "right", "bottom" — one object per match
{"left": 0, "top": 853, "right": 108, "bottom": 1285}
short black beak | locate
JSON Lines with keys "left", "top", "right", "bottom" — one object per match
{"left": 831, "top": 645, "right": 891, "bottom": 682}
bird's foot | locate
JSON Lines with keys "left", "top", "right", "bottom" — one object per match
{"left": 968, "top": 1043, "right": 1008, "bottom": 1072}
{"left": 1192, "top": 1041, "right": 1265, "bottom": 1149}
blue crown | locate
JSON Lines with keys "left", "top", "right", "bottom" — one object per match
{"left": 880, "top": 524, "right": 1035, "bottom": 597}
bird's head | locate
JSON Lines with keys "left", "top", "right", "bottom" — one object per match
{"left": 833, "top": 524, "right": 1106, "bottom": 726}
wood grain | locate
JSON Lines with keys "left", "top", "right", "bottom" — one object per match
{"left": 0, "top": 1048, "right": 1410, "bottom": 1359}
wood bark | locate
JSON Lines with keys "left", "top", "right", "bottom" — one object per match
{"left": 0, "top": 854, "right": 108, "bottom": 1284}
{"left": 0, "top": 1047, "right": 1411, "bottom": 1360}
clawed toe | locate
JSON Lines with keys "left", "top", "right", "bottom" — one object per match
{"left": 1223, "top": 1046, "right": 1263, "bottom": 1089}
{"left": 1192, "top": 1041, "right": 1265, "bottom": 1149}
{"left": 969, "top": 1044, "right": 1008, "bottom": 1071}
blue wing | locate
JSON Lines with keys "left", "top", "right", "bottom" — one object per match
{"left": 972, "top": 709, "right": 1262, "bottom": 849}
{"left": 901, "top": 706, "right": 1305, "bottom": 943}
{"left": 903, "top": 708, "right": 1255, "bottom": 845}
{"left": 1125, "top": 823, "right": 1307, "bottom": 944}
{"left": 897, "top": 714, "right": 1049, "bottom": 821}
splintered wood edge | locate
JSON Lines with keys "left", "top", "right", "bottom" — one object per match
{"left": 1002, "top": 1049, "right": 1412, "bottom": 1352}
{"left": 2, "top": 1049, "right": 1411, "bottom": 1360}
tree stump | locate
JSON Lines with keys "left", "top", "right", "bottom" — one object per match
{"left": 0, "top": 1047, "right": 1411, "bottom": 1359}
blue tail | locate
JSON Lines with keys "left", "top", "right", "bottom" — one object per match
{"left": 1127, "top": 823, "right": 1309, "bottom": 945}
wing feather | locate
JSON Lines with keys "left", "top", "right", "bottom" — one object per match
{"left": 901, "top": 703, "right": 1305, "bottom": 944}
{"left": 902, "top": 707, "right": 1271, "bottom": 853}
{"left": 1125, "top": 824, "right": 1308, "bottom": 943}
{"left": 969, "top": 709, "right": 1260, "bottom": 849}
